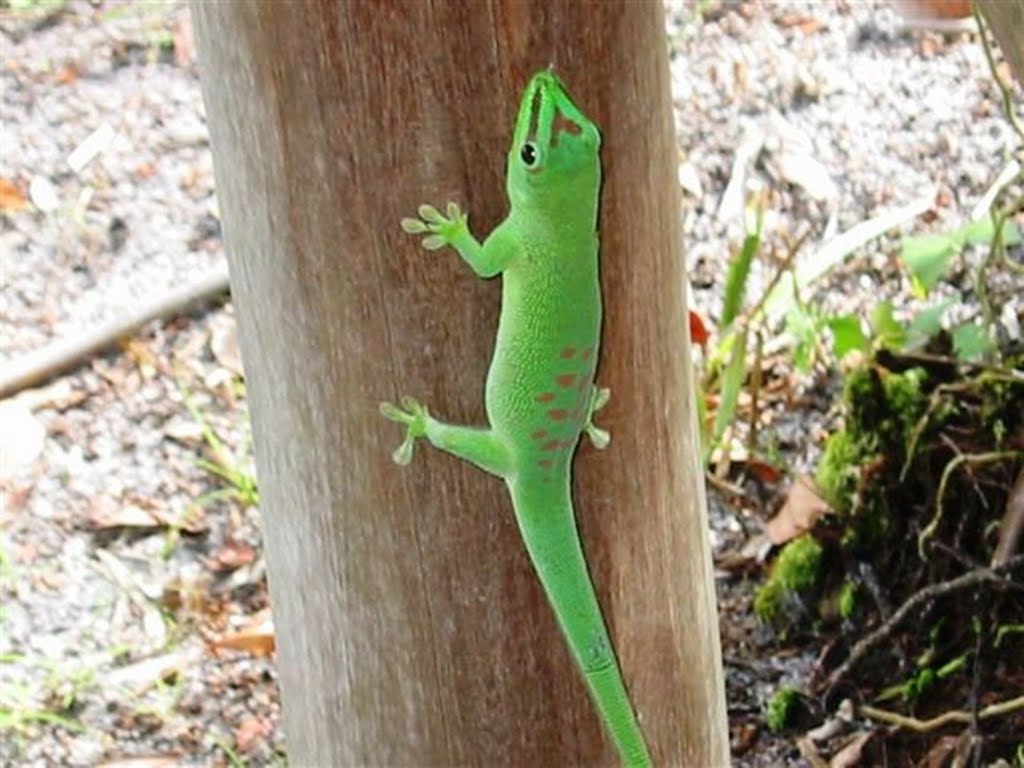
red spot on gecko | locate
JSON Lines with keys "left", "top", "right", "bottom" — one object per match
{"left": 555, "top": 373, "right": 576, "bottom": 388}
{"left": 548, "top": 409, "right": 570, "bottom": 421}
{"left": 537, "top": 459, "right": 553, "bottom": 469}
{"left": 581, "top": 347, "right": 595, "bottom": 361}
{"left": 551, "top": 112, "right": 583, "bottom": 146}
{"left": 541, "top": 440, "right": 562, "bottom": 452}
{"left": 531, "top": 429, "right": 548, "bottom": 440}
{"left": 535, "top": 392, "right": 556, "bottom": 404}
{"left": 560, "top": 347, "right": 577, "bottom": 359}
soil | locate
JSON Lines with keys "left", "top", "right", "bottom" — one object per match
{"left": 1, "top": 1, "right": 1019, "bottom": 766}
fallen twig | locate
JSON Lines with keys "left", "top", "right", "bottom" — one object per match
{"left": 993, "top": 468, "right": 1024, "bottom": 567}
{"left": 918, "top": 450, "right": 1022, "bottom": 558}
{"left": 858, "top": 694, "right": 1024, "bottom": 733}
{"left": 820, "top": 555, "right": 1024, "bottom": 692}
{"left": 0, "top": 266, "right": 230, "bottom": 399}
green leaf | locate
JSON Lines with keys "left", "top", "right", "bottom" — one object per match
{"left": 870, "top": 302, "right": 906, "bottom": 350}
{"left": 706, "top": 325, "right": 748, "bottom": 463}
{"left": 959, "top": 216, "right": 1021, "bottom": 246}
{"left": 785, "top": 306, "right": 819, "bottom": 373}
{"left": 900, "top": 234, "right": 958, "bottom": 297}
{"left": 960, "top": 216, "right": 996, "bottom": 245}
{"left": 901, "top": 216, "right": 1022, "bottom": 299}
{"left": 952, "top": 322, "right": 990, "bottom": 361}
{"left": 826, "top": 314, "right": 868, "bottom": 359}
{"left": 721, "top": 209, "right": 763, "bottom": 328}
{"left": 905, "top": 299, "right": 954, "bottom": 348}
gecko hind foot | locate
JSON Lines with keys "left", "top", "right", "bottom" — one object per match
{"left": 379, "top": 396, "right": 430, "bottom": 465}
{"left": 584, "top": 387, "right": 611, "bottom": 449}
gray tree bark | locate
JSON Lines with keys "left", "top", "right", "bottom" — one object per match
{"left": 192, "top": 1, "right": 728, "bottom": 765}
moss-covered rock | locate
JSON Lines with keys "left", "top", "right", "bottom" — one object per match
{"left": 764, "top": 686, "right": 802, "bottom": 733}
{"left": 754, "top": 534, "right": 823, "bottom": 625}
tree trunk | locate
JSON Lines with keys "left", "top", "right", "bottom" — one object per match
{"left": 191, "top": 1, "right": 727, "bottom": 766}
{"left": 976, "top": 0, "right": 1024, "bottom": 85}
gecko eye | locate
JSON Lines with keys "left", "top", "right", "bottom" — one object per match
{"left": 520, "top": 142, "right": 539, "bottom": 167}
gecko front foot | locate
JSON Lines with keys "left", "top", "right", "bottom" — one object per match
{"left": 379, "top": 396, "right": 430, "bottom": 465}
{"left": 584, "top": 387, "right": 611, "bottom": 450}
{"left": 400, "top": 203, "right": 468, "bottom": 250}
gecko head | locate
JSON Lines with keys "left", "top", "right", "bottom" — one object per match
{"left": 507, "top": 70, "right": 601, "bottom": 207}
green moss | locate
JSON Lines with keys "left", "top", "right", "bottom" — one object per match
{"left": 883, "top": 366, "right": 927, "bottom": 444}
{"left": 753, "top": 579, "right": 782, "bottom": 623}
{"left": 765, "top": 686, "right": 801, "bottom": 733}
{"left": 839, "top": 365, "right": 929, "bottom": 455}
{"left": 979, "top": 367, "right": 1024, "bottom": 447}
{"left": 815, "top": 364, "right": 938, "bottom": 554}
{"left": 816, "top": 429, "right": 858, "bottom": 514}
{"left": 754, "top": 535, "right": 823, "bottom": 624}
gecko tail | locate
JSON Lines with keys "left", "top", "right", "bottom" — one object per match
{"left": 510, "top": 480, "right": 653, "bottom": 768}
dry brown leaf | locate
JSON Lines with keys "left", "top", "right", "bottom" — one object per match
{"left": 209, "top": 314, "right": 243, "bottom": 377}
{"left": 162, "top": 416, "right": 205, "bottom": 445}
{"left": 120, "top": 337, "right": 159, "bottom": 379}
{"left": 765, "top": 475, "right": 832, "bottom": 545}
{"left": 0, "top": 178, "right": 28, "bottom": 211}
{"left": 15, "top": 378, "right": 87, "bottom": 411}
{"left": 134, "top": 162, "right": 157, "bottom": 180}
{"left": 208, "top": 540, "right": 256, "bottom": 572}
{"left": 54, "top": 63, "right": 79, "bottom": 85}
{"left": 892, "top": 0, "right": 972, "bottom": 21}
{"left": 917, "top": 734, "right": 960, "bottom": 768}
{"left": 234, "top": 715, "right": 272, "bottom": 753}
{"left": 797, "top": 736, "right": 828, "bottom": 768}
{"left": 689, "top": 309, "right": 710, "bottom": 347}
{"left": 744, "top": 458, "right": 783, "bottom": 485}
{"left": 87, "top": 498, "right": 163, "bottom": 530}
{"left": 829, "top": 730, "right": 875, "bottom": 768}
{"left": 212, "top": 611, "right": 275, "bottom": 657}
{"left": 86, "top": 494, "right": 207, "bottom": 534}
{"left": 95, "top": 757, "right": 183, "bottom": 768}
{"left": 776, "top": 12, "right": 824, "bottom": 35}
{"left": 173, "top": 8, "right": 196, "bottom": 67}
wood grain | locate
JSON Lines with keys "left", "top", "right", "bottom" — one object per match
{"left": 192, "top": 1, "right": 728, "bottom": 765}
{"left": 976, "top": 0, "right": 1024, "bottom": 85}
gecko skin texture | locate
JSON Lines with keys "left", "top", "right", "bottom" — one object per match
{"left": 381, "top": 70, "right": 652, "bottom": 767}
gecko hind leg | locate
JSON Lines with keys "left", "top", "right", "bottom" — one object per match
{"left": 583, "top": 386, "right": 611, "bottom": 450}
{"left": 381, "top": 396, "right": 511, "bottom": 478}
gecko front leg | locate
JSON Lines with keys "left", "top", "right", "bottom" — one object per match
{"left": 401, "top": 203, "right": 516, "bottom": 278}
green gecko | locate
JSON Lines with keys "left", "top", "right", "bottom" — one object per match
{"left": 380, "top": 70, "right": 652, "bottom": 767}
